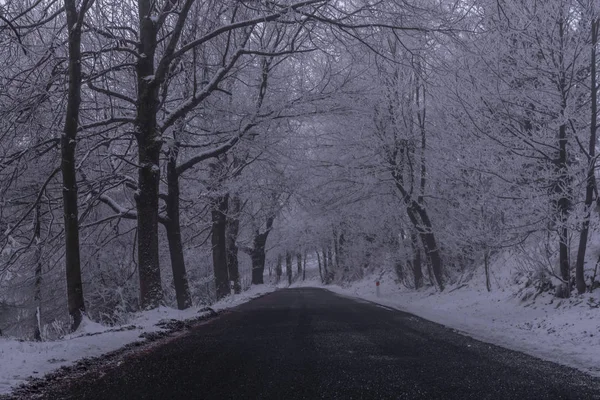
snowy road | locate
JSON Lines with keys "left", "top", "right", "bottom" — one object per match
{"left": 10, "top": 288, "right": 600, "bottom": 399}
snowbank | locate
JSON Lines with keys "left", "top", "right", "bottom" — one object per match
{"left": 317, "top": 258, "right": 600, "bottom": 377}
{"left": 0, "top": 285, "right": 276, "bottom": 395}
{"left": 211, "top": 284, "right": 277, "bottom": 311}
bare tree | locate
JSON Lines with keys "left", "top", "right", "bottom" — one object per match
{"left": 575, "top": 10, "right": 599, "bottom": 294}
{"left": 61, "top": 0, "right": 95, "bottom": 331}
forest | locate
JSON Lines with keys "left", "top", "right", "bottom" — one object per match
{"left": 0, "top": 0, "right": 599, "bottom": 339}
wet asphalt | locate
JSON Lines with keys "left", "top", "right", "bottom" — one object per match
{"left": 29, "top": 288, "right": 600, "bottom": 399}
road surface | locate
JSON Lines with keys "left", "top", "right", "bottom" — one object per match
{"left": 18, "top": 288, "right": 600, "bottom": 399}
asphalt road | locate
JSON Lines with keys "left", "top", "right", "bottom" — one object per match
{"left": 28, "top": 288, "right": 600, "bottom": 399}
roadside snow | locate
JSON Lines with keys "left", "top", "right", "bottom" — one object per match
{"left": 211, "top": 284, "right": 277, "bottom": 312}
{"left": 0, "top": 285, "right": 276, "bottom": 395}
{"left": 5, "top": 255, "right": 598, "bottom": 396}
{"left": 317, "top": 259, "right": 600, "bottom": 378}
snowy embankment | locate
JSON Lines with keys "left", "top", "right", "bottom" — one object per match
{"left": 305, "top": 255, "right": 600, "bottom": 377}
{"left": 4, "top": 260, "right": 600, "bottom": 395}
{"left": 0, "top": 285, "right": 276, "bottom": 395}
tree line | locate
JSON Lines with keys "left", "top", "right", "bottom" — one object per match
{"left": 0, "top": 0, "right": 599, "bottom": 338}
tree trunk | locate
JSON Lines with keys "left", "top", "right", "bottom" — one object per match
{"left": 321, "top": 249, "right": 328, "bottom": 282}
{"left": 484, "top": 247, "right": 491, "bottom": 292}
{"left": 338, "top": 232, "right": 346, "bottom": 272}
{"left": 296, "top": 253, "right": 302, "bottom": 275}
{"left": 286, "top": 252, "right": 293, "bottom": 285}
{"left": 412, "top": 233, "right": 423, "bottom": 289}
{"left": 392, "top": 170, "right": 444, "bottom": 291}
{"left": 136, "top": 136, "right": 163, "bottom": 308}
{"left": 62, "top": 0, "right": 87, "bottom": 330}
{"left": 333, "top": 230, "right": 340, "bottom": 270}
{"left": 390, "top": 99, "right": 444, "bottom": 291}
{"left": 251, "top": 216, "right": 275, "bottom": 285}
{"left": 395, "top": 260, "right": 404, "bottom": 281}
{"left": 575, "top": 17, "right": 598, "bottom": 295}
{"left": 33, "top": 203, "right": 42, "bottom": 341}
{"left": 211, "top": 194, "right": 230, "bottom": 300}
{"left": 554, "top": 16, "right": 572, "bottom": 298}
{"left": 226, "top": 196, "right": 241, "bottom": 293}
{"left": 557, "top": 123, "right": 571, "bottom": 294}
{"left": 165, "top": 145, "right": 191, "bottom": 310}
{"left": 135, "top": 0, "right": 163, "bottom": 309}
{"left": 413, "top": 54, "right": 433, "bottom": 290}
{"left": 276, "top": 254, "right": 282, "bottom": 283}
{"left": 407, "top": 201, "right": 444, "bottom": 291}
{"left": 251, "top": 231, "right": 267, "bottom": 285}
{"left": 251, "top": 242, "right": 266, "bottom": 285}
{"left": 303, "top": 251, "right": 307, "bottom": 281}
{"left": 317, "top": 250, "right": 323, "bottom": 283}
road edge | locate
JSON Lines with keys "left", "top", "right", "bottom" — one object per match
{"left": 319, "top": 286, "right": 600, "bottom": 379}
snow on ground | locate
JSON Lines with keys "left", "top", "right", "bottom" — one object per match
{"left": 307, "top": 253, "right": 600, "bottom": 378}
{"left": 4, "top": 253, "right": 600, "bottom": 395}
{"left": 211, "top": 284, "right": 277, "bottom": 312}
{"left": 0, "top": 284, "right": 276, "bottom": 395}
